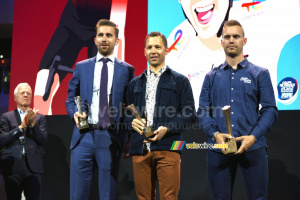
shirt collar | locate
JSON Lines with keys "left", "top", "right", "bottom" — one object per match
{"left": 147, "top": 65, "right": 167, "bottom": 77}
{"left": 142, "top": 65, "right": 171, "bottom": 78}
{"left": 17, "top": 108, "right": 27, "bottom": 114}
{"left": 221, "top": 58, "right": 248, "bottom": 70}
{"left": 96, "top": 52, "right": 115, "bottom": 64}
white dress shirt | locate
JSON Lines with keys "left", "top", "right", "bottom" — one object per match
{"left": 18, "top": 108, "right": 27, "bottom": 122}
{"left": 145, "top": 65, "right": 167, "bottom": 151}
{"left": 88, "top": 53, "right": 115, "bottom": 124}
{"left": 17, "top": 108, "right": 27, "bottom": 155}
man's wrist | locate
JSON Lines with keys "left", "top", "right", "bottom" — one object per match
{"left": 212, "top": 131, "right": 220, "bottom": 141}
{"left": 29, "top": 123, "right": 35, "bottom": 128}
{"left": 19, "top": 125, "right": 25, "bottom": 132}
{"left": 250, "top": 135, "right": 257, "bottom": 142}
{"left": 165, "top": 127, "right": 170, "bottom": 134}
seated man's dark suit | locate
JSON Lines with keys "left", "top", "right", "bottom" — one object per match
{"left": 0, "top": 109, "right": 47, "bottom": 200}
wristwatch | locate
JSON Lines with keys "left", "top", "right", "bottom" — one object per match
{"left": 212, "top": 131, "right": 220, "bottom": 141}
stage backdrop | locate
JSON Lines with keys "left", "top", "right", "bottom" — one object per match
{"left": 5, "top": 0, "right": 300, "bottom": 199}
{"left": 149, "top": 0, "right": 300, "bottom": 111}
{"left": 10, "top": 0, "right": 147, "bottom": 115}
{"left": 10, "top": 0, "right": 300, "bottom": 114}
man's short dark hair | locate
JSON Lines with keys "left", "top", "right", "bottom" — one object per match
{"left": 222, "top": 19, "right": 245, "bottom": 37}
{"left": 144, "top": 31, "right": 168, "bottom": 48}
{"left": 95, "top": 19, "right": 119, "bottom": 38}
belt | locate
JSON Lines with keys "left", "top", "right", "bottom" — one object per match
{"left": 89, "top": 123, "right": 117, "bottom": 132}
{"left": 89, "top": 124, "right": 105, "bottom": 130}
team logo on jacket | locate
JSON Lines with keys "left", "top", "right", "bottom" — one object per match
{"left": 240, "top": 77, "right": 251, "bottom": 84}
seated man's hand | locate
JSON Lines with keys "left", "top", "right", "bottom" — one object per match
{"left": 27, "top": 109, "right": 39, "bottom": 127}
{"left": 19, "top": 116, "right": 27, "bottom": 130}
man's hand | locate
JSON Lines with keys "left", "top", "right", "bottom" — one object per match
{"left": 132, "top": 118, "right": 146, "bottom": 135}
{"left": 145, "top": 126, "right": 168, "bottom": 143}
{"left": 27, "top": 109, "right": 39, "bottom": 127}
{"left": 215, "top": 133, "right": 234, "bottom": 154}
{"left": 19, "top": 117, "right": 27, "bottom": 130}
{"left": 74, "top": 112, "right": 86, "bottom": 128}
{"left": 234, "top": 135, "right": 256, "bottom": 154}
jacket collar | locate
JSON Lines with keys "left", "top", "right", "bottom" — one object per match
{"left": 138, "top": 65, "right": 173, "bottom": 79}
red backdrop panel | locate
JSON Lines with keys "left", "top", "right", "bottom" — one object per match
{"left": 10, "top": 0, "right": 147, "bottom": 114}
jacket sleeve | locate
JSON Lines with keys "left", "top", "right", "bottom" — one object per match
{"left": 250, "top": 69, "right": 278, "bottom": 140}
{"left": 124, "top": 79, "right": 135, "bottom": 134}
{"left": 122, "top": 66, "right": 135, "bottom": 133}
{"left": 197, "top": 72, "right": 219, "bottom": 138}
{"left": 65, "top": 63, "right": 81, "bottom": 120}
{"left": 30, "top": 114, "right": 48, "bottom": 147}
{"left": 123, "top": 66, "right": 135, "bottom": 109}
{"left": 128, "top": 66, "right": 135, "bottom": 86}
{"left": 0, "top": 114, "right": 22, "bottom": 147}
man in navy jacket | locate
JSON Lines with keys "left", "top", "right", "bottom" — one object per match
{"left": 0, "top": 83, "right": 47, "bottom": 200}
{"left": 126, "top": 32, "right": 195, "bottom": 200}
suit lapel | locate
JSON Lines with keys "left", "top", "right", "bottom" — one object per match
{"left": 86, "top": 57, "right": 96, "bottom": 104}
{"left": 13, "top": 109, "right": 21, "bottom": 125}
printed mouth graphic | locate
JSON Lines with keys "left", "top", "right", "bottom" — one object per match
{"left": 194, "top": 4, "right": 214, "bottom": 25}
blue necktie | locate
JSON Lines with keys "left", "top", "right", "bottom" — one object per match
{"left": 99, "top": 57, "right": 110, "bottom": 128}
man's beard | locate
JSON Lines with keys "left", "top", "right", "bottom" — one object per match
{"left": 225, "top": 48, "right": 242, "bottom": 58}
{"left": 99, "top": 47, "right": 113, "bottom": 56}
{"left": 226, "top": 52, "right": 238, "bottom": 58}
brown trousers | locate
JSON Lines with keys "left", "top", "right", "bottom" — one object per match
{"left": 132, "top": 151, "right": 181, "bottom": 200}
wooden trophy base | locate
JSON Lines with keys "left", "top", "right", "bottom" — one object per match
{"left": 225, "top": 139, "right": 237, "bottom": 154}
{"left": 143, "top": 126, "right": 155, "bottom": 138}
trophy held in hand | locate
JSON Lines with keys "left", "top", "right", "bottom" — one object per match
{"left": 222, "top": 105, "right": 237, "bottom": 154}
{"left": 74, "top": 96, "right": 89, "bottom": 133}
{"left": 127, "top": 104, "right": 155, "bottom": 138}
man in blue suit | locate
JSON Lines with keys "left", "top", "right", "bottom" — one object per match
{"left": 65, "top": 19, "right": 134, "bottom": 200}
{"left": 0, "top": 83, "right": 48, "bottom": 200}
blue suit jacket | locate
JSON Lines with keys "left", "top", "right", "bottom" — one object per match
{"left": 66, "top": 56, "right": 134, "bottom": 150}
{"left": 0, "top": 109, "right": 48, "bottom": 174}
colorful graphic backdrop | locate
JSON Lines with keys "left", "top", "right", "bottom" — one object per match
{"left": 10, "top": 0, "right": 300, "bottom": 113}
